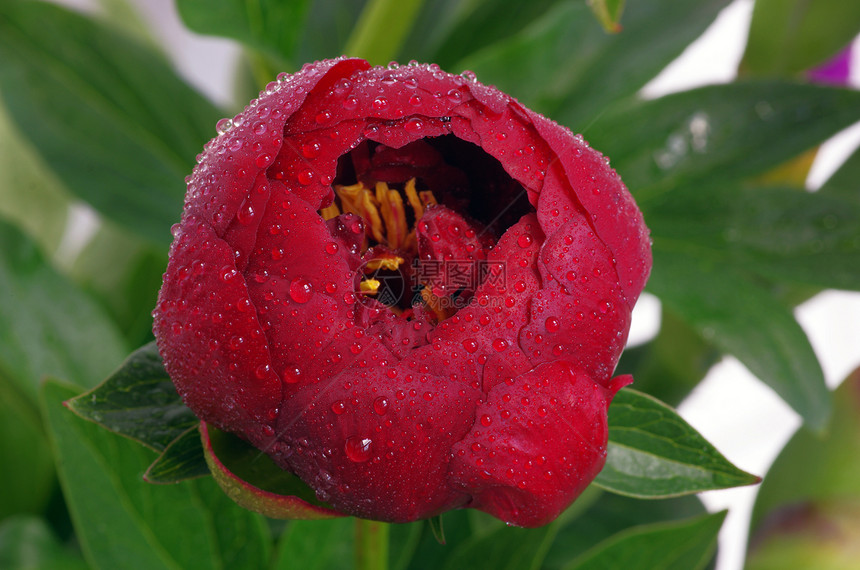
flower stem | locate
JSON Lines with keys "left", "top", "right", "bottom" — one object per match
{"left": 355, "top": 518, "right": 390, "bottom": 570}
{"left": 343, "top": 0, "right": 425, "bottom": 65}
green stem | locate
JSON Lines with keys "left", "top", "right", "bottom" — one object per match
{"left": 343, "top": 0, "right": 425, "bottom": 65}
{"left": 355, "top": 518, "right": 390, "bottom": 570}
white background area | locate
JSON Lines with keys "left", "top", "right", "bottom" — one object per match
{"left": 51, "top": 1, "right": 860, "bottom": 568}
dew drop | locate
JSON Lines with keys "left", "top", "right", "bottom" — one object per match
{"left": 517, "top": 234, "right": 533, "bottom": 248}
{"left": 289, "top": 277, "right": 313, "bottom": 303}
{"left": 331, "top": 400, "right": 346, "bottom": 415}
{"left": 345, "top": 436, "right": 373, "bottom": 462}
{"left": 462, "top": 339, "right": 479, "bottom": 353}
{"left": 492, "top": 338, "right": 508, "bottom": 352}
{"left": 283, "top": 365, "right": 302, "bottom": 383}
{"left": 215, "top": 118, "right": 233, "bottom": 135}
{"left": 325, "top": 242, "right": 339, "bottom": 255}
{"left": 372, "top": 97, "right": 389, "bottom": 111}
{"left": 373, "top": 397, "right": 389, "bottom": 415}
{"left": 545, "top": 317, "right": 560, "bottom": 333}
{"left": 480, "top": 414, "right": 492, "bottom": 427}
{"left": 301, "top": 142, "right": 321, "bottom": 158}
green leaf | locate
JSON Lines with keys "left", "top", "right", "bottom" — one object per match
{"left": 0, "top": 0, "right": 222, "bottom": 244}
{"left": 648, "top": 248, "right": 831, "bottom": 430}
{"left": 645, "top": 183, "right": 860, "bottom": 291}
{"left": 0, "top": 515, "right": 88, "bottom": 570}
{"left": 0, "top": 372, "right": 55, "bottom": 519}
{"left": 586, "top": 81, "right": 860, "bottom": 199}
{"left": 176, "top": 0, "right": 312, "bottom": 66}
{"left": 595, "top": 389, "right": 759, "bottom": 497}
{"left": 0, "top": 218, "right": 126, "bottom": 402}
{"left": 274, "top": 518, "right": 355, "bottom": 570}
{"left": 564, "top": 511, "right": 726, "bottom": 570}
{"left": 144, "top": 426, "right": 209, "bottom": 484}
{"left": 70, "top": 223, "right": 167, "bottom": 347}
{"left": 294, "top": 0, "right": 369, "bottom": 65}
{"left": 457, "top": 0, "right": 731, "bottom": 128}
{"left": 0, "top": 100, "right": 69, "bottom": 257}
{"left": 741, "top": 0, "right": 860, "bottom": 77}
{"left": 438, "top": 522, "right": 558, "bottom": 570}
{"left": 820, "top": 144, "right": 860, "bottom": 202}
{"left": 65, "top": 341, "right": 196, "bottom": 452}
{"left": 41, "top": 379, "right": 270, "bottom": 570}
{"left": 403, "top": 0, "right": 560, "bottom": 70}
{"left": 344, "top": 0, "right": 426, "bottom": 65}
{"left": 544, "top": 493, "right": 709, "bottom": 569}
{"left": 587, "top": 0, "right": 626, "bottom": 33}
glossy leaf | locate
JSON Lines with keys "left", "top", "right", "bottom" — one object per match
{"left": 176, "top": 0, "right": 312, "bottom": 65}
{"left": 741, "top": 0, "right": 860, "bottom": 77}
{"left": 0, "top": 0, "right": 222, "bottom": 244}
{"left": 648, "top": 248, "right": 831, "bottom": 430}
{"left": 458, "top": 0, "right": 731, "bottom": 128}
{"left": 645, "top": 183, "right": 860, "bottom": 291}
{"left": 42, "top": 380, "right": 270, "bottom": 570}
{"left": 437, "top": 522, "right": 558, "bottom": 570}
{"left": 0, "top": 219, "right": 126, "bottom": 402}
{"left": 596, "top": 389, "right": 759, "bottom": 497}
{"left": 143, "top": 426, "right": 209, "bottom": 484}
{"left": 586, "top": 81, "right": 860, "bottom": 199}
{"left": 65, "top": 341, "right": 197, "bottom": 452}
{"left": 564, "top": 511, "right": 726, "bottom": 570}
{"left": 0, "top": 516, "right": 88, "bottom": 570}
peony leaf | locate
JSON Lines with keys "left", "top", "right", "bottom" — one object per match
{"left": 457, "top": 0, "right": 731, "bottom": 128}
{"left": 143, "top": 425, "right": 209, "bottom": 484}
{"left": 587, "top": 0, "right": 626, "bottom": 33}
{"left": 65, "top": 341, "right": 197, "bottom": 452}
{"left": 0, "top": 1, "right": 222, "bottom": 244}
{"left": 176, "top": 0, "right": 312, "bottom": 65}
{"left": 42, "top": 380, "right": 271, "bottom": 570}
{"left": 644, "top": 182, "right": 860, "bottom": 292}
{"left": 647, "top": 249, "right": 831, "bottom": 430}
{"left": 587, "top": 81, "right": 860, "bottom": 198}
{"left": 0, "top": 219, "right": 126, "bottom": 403}
{"left": 564, "top": 511, "right": 726, "bottom": 570}
{"left": 272, "top": 518, "right": 356, "bottom": 570}
{"left": 596, "top": 389, "right": 760, "bottom": 497}
{"left": 819, "top": 143, "right": 860, "bottom": 202}
{"left": 741, "top": 0, "right": 860, "bottom": 77}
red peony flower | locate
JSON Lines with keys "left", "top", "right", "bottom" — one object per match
{"left": 153, "top": 57, "right": 651, "bottom": 527}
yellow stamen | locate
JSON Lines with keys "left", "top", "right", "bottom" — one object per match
{"left": 375, "top": 181, "right": 408, "bottom": 251}
{"left": 404, "top": 178, "right": 424, "bottom": 221}
{"left": 359, "top": 279, "right": 381, "bottom": 294}
{"left": 365, "top": 256, "right": 405, "bottom": 271}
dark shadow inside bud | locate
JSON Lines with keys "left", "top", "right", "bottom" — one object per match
{"left": 326, "top": 135, "right": 533, "bottom": 321}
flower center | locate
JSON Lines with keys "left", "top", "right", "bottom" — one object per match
{"left": 320, "top": 137, "right": 533, "bottom": 322}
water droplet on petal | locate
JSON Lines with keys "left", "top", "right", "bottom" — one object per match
{"left": 345, "top": 436, "right": 373, "bottom": 462}
{"left": 289, "top": 277, "right": 313, "bottom": 303}
{"left": 373, "top": 397, "right": 389, "bottom": 415}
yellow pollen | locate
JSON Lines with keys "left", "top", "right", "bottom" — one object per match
{"left": 365, "top": 256, "right": 405, "bottom": 271}
{"left": 375, "top": 181, "right": 408, "bottom": 251}
{"left": 359, "top": 279, "right": 381, "bottom": 294}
